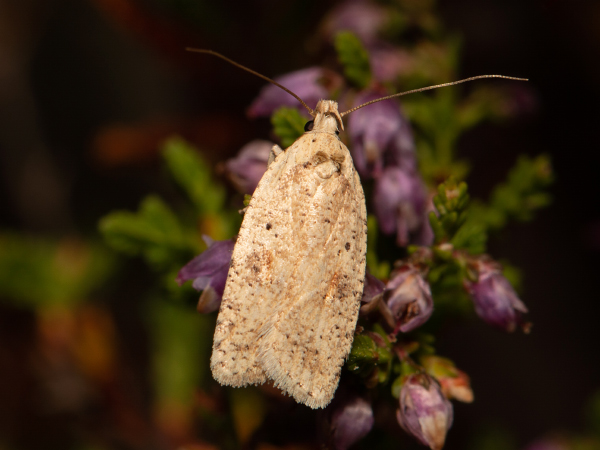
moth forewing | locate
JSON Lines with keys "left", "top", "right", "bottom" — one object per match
{"left": 210, "top": 142, "right": 291, "bottom": 387}
{"left": 211, "top": 100, "right": 367, "bottom": 408}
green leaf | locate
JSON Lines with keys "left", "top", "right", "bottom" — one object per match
{"left": 334, "top": 31, "right": 372, "bottom": 88}
{"left": 347, "top": 329, "right": 393, "bottom": 383}
{"left": 271, "top": 107, "right": 307, "bottom": 148}
{"left": 451, "top": 219, "right": 488, "bottom": 254}
{"left": 391, "top": 375, "right": 403, "bottom": 398}
{"left": 490, "top": 154, "right": 553, "bottom": 221}
{"left": 99, "top": 195, "right": 194, "bottom": 269}
{"left": 347, "top": 335, "right": 379, "bottom": 376}
{"left": 0, "top": 233, "right": 115, "bottom": 309}
{"left": 162, "top": 137, "right": 226, "bottom": 214}
{"left": 148, "top": 299, "right": 213, "bottom": 409}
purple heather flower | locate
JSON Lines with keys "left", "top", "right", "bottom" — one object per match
{"left": 374, "top": 166, "right": 431, "bottom": 247}
{"left": 361, "top": 272, "right": 386, "bottom": 304}
{"left": 370, "top": 44, "right": 411, "bottom": 82}
{"left": 385, "top": 264, "right": 433, "bottom": 333}
{"left": 225, "top": 139, "right": 272, "bottom": 194}
{"left": 176, "top": 236, "right": 234, "bottom": 313}
{"left": 464, "top": 258, "right": 529, "bottom": 332}
{"left": 328, "top": 394, "right": 374, "bottom": 450}
{"left": 321, "top": 0, "right": 386, "bottom": 46}
{"left": 247, "top": 67, "right": 341, "bottom": 117}
{"left": 347, "top": 91, "right": 415, "bottom": 179}
{"left": 397, "top": 373, "right": 453, "bottom": 450}
{"left": 360, "top": 272, "right": 395, "bottom": 325}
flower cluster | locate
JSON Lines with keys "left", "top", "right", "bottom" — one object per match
{"left": 171, "top": 1, "right": 546, "bottom": 448}
{"left": 349, "top": 91, "right": 432, "bottom": 246}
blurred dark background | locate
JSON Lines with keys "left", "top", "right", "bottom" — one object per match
{"left": 0, "top": 0, "right": 598, "bottom": 449}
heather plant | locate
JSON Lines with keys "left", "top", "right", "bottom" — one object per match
{"left": 95, "top": 1, "right": 554, "bottom": 449}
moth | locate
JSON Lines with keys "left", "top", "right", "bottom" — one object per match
{"left": 188, "top": 48, "right": 525, "bottom": 409}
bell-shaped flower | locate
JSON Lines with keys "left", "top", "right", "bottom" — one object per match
{"left": 347, "top": 91, "right": 415, "bottom": 179}
{"left": 176, "top": 237, "right": 234, "bottom": 313}
{"left": 247, "top": 67, "right": 341, "bottom": 117}
{"left": 225, "top": 139, "right": 272, "bottom": 194}
{"left": 374, "top": 167, "right": 431, "bottom": 247}
{"left": 327, "top": 394, "right": 374, "bottom": 450}
{"left": 464, "top": 258, "right": 529, "bottom": 332}
{"left": 397, "top": 373, "right": 453, "bottom": 450}
{"left": 385, "top": 264, "right": 433, "bottom": 333}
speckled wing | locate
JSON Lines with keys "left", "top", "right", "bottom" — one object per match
{"left": 257, "top": 137, "right": 367, "bottom": 409}
{"left": 210, "top": 140, "right": 296, "bottom": 387}
{"left": 211, "top": 132, "right": 367, "bottom": 409}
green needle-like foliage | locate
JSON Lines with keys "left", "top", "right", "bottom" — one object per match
{"left": 334, "top": 31, "right": 372, "bottom": 89}
{"left": 271, "top": 107, "right": 307, "bottom": 148}
{"left": 99, "top": 195, "right": 195, "bottom": 270}
{"left": 163, "top": 137, "right": 227, "bottom": 215}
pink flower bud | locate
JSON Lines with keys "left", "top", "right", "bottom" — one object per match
{"left": 386, "top": 265, "right": 433, "bottom": 333}
{"left": 397, "top": 373, "right": 453, "bottom": 450}
{"left": 464, "top": 258, "right": 529, "bottom": 332}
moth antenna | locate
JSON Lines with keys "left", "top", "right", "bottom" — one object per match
{"left": 340, "top": 75, "right": 528, "bottom": 117}
{"left": 186, "top": 48, "right": 316, "bottom": 117}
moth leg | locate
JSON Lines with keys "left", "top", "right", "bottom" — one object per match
{"left": 267, "top": 144, "right": 284, "bottom": 166}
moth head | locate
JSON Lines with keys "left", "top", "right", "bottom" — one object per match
{"left": 312, "top": 100, "right": 344, "bottom": 134}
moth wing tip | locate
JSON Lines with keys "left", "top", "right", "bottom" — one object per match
{"left": 261, "top": 358, "right": 334, "bottom": 409}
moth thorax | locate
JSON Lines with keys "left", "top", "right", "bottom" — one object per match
{"left": 313, "top": 99, "right": 344, "bottom": 133}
